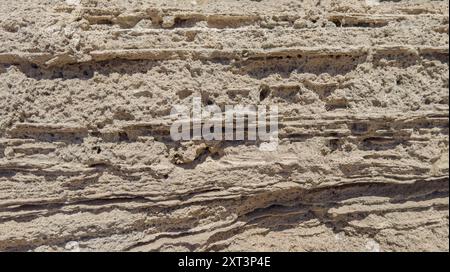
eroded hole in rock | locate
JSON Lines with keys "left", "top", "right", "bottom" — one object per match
{"left": 259, "top": 85, "right": 271, "bottom": 101}
{"left": 118, "top": 132, "right": 129, "bottom": 142}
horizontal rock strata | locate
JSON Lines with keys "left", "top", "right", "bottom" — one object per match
{"left": 0, "top": 0, "right": 448, "bottom": 251}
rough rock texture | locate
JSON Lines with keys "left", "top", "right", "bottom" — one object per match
{"left": 0, "top": 0, "right": 448, "bottom": 252}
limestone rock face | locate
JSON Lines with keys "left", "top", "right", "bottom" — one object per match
{"left": 0, "top": 0, "right": 448, "bottom": 252}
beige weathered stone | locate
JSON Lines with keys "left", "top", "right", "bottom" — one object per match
{"left": 0, "top": 0, "right": 448, "bottom": 252}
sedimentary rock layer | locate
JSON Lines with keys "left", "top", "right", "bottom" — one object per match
{"left": 0, "top": 0, "right": 448, "bottom": 251}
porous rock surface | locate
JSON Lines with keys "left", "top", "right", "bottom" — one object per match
{"left": 0, "top": 0, "right": 448, "bottom": 252}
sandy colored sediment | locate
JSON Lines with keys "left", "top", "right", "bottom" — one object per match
{"left": 0, "top": 0, "right": 448, "bottom": 252}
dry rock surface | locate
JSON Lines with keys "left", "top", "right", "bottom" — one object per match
{"left": 0, "top": 0, "right": 448, "bottom": 252}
